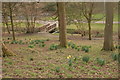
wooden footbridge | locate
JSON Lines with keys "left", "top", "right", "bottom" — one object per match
{"left": 39, "top": 23, "right": 57, "bottom": 33}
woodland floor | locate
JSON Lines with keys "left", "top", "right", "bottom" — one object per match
{"left": 2, "top": 32, "right": 119, "bottom": 78}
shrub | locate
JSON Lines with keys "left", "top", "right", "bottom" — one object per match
{"left": 81, "top": 46, "right": 90, "bottom": 52}
{"left": 35, "top": 42, "right": 39, "bottom": 44}
{"left": 4, "top": 41, "right": 10, "bottom": 44}
{"left": 68, "top": 42, "right": 73, "bottom": 47}
{"left": 118, "top": 54, "right": 120, "bottom": 63}
{"left": 11, "top": 40, "right": 18, "bottom": 44}
{"left": 115, "top": 45, "right": 118, "bottom": 49}
{"left": 37, "top": 40, "right": 45, "bottom": 43}
{"left": 77, "top": 48, "right": 80, "bottom": 51}
{"left": 18, "top": 40, "right": 24, "bottom": 44}
{"left": 81, "top": 46, "right": 86, "bottom": 51}
{"left": 95, "top": 33, "right": 103, "bottom": 37}
{"left": 8, "top": 62, "right": 12, "bottom": 65}
{"left": 29, "top": 41, "right": 34, "bottom": 44}
{"left": 116, "top": 45, "right": 120, "bottom": 49}
{"left": 68, "top": 42, "right": 81, "bottom": 51}
{"left": 28, "top": 45, "right": 34, "bottom": 48}
{"left": 67, "top": 29, "right": 75, "bottom": 34}
{"left": 71, "top": 44, "right": 76, "bottom": 49}
{"left": 49, "top": 44, "right": 58, "bottom": 50}
{"left": 34, "top": 40, "right": 43, "bottom": 44}
{"left": 68, "top": 59, "right": 72, "bottom": 66}
{"left": 84, "top": 48, "right": 89, "bottom": 52}
{"left": 82, "top": 56, "right": 90, "bottom": 63}
{"left": 39, "top": 43, "right": 46, "bottom": 47}
{"left": 46, "top": 39, "right": 50, "bottom": 41}
{"left": 55, "top": 67, "right": 60, "bottom": 73}
{"left": 30, "top": 58, "right": 33, "bottom": 61}
{"left": 111, "top": 54, "right": 118, "bottom": 61}
{"left": 96, "top": 58, "right": 105, "bottom": 66}
{"left": 118, "top": 46, "right": 120, "bottom": 49}
{"left": 88, "top": 46, "right": 92, "bottom": 48}
{"left": 73, "top": 57, "right": 77, "bottom": 61}
{"left": 75, "top": 46, "right": 78, "bottom": 50}
{"left": 68, "top": 42, "right": 71, "bottom": 47}
{"left": 29, "top": 40, "right": 45, "bottom": 45}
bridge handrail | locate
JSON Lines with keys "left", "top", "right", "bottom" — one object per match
{"left": 46, "top": 23, "right": 56, "bottom": 32}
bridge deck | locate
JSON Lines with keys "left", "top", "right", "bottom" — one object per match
{"left": 39, "top": 23, "right": 57, "bottom": 33}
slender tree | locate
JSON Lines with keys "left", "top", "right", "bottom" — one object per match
{"left": 3, "top": 16, "right": 10, "bottom": 34}
{"left": 118, "top": 2, "right": 120, "bottom": 47}
{"left": 2, "top": 3, "right": 11, "bottom": 34}
{"left": 102, "top": 2, "right": 114, "bottom": 51}
{"left": 20, "top": 2, "right": 39, "bottom": 33}
{"left": 118, "top": 2, "right": 120, "bottom": 64}
{"left": 82, "top": 2, "right": 94, "bottom": 40}
{"left": 8, "top": 2, "right": 16, "bottom": 40}
{"left": 57, "top": 2, "right": 67, "bottom": 47}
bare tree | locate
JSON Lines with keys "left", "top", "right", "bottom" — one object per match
{"left": 102, "top": 2, "right": 114, "bottom": 51}
{"left": 82, "top": 2, "right": 94, "bottom": 40}
{"left": 20, "top": 2, "right": 40, "bottom": 33}
{"left": 66, "top": 3, "right": 87, "bottom": 36}
{"left": 57, "top": 2, "right": 67, "bottom": 47}
{"left": 8, "top": 2, "right": 16, "bottom": 40}
{"left": 2, "top": 3, "right": 11, "bottom": 34}
{"left": 118, "top": 2, "right": 120, "bottom": 49}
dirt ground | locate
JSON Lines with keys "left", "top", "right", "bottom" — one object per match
{"left": 2, "top": 33, "right": 119, "bottom": 78}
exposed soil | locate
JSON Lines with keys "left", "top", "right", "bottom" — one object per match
{"left": 2, "top": 33, "right": 119, "bottom": 78}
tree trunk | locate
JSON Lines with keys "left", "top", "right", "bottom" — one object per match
{"left": 102, "top": 2, "right": 114, "bottom": 51}
{"left": 5, "top": 21, "right": 11, "bottom": 34}
{"left": 118, "top": 2, "right": 120, "bottom": 64}
{"left": 3, "top": 16, "right": 11, "bottom": 34}
{"left": 32, "top": 17, "right": 36, "bottom": 33}
{"left": 57, "top": 2, "right": 67, "bottom": 47}
{"left": 9, "top": 3, "right": 15, "bottom": 41}
{"left": 2, "top": 43, "right": 16, "bottom": 57}
{"left": 118, "top": 2, "right": 120, "bottom": 46}
{"left": 26, "top": 16, "right": 30, "bottom": 33}
{"left": 2, "top": 22, "right": 6, "bottom": 34}
{"left": 88, "top": 20, "right": 91, "bottom": 40}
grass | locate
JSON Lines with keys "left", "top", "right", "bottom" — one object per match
{"left": 41, "top": 16, "right": 58, "bottom": 21}
{"left": 1, "top": 12, "right": 119, "bottom": 78}
{"left": 92, "top": 13, "right": 105, "bottom": 20}
{"left": 1, "top": 22, "right": 43, "bottom": 28}
{"left": 2, "top": 33, "right": 118, "bottom": 78}
{"left": 67, "top": 23, "right": 118, "bottom": 33}
{"left": 92, "top": 13, "right": 118, "bottom": 21}
{"left": 37, "top": 13, "right": 118, "bottom": 21}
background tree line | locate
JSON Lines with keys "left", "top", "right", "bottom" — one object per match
{"left": 2, "top": 2, "right": 118, "bottom": 54}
